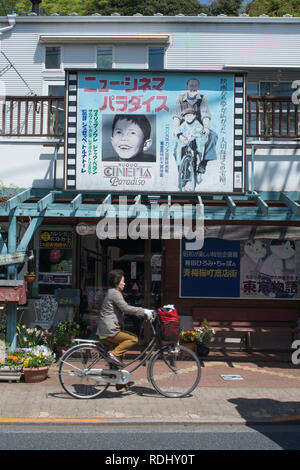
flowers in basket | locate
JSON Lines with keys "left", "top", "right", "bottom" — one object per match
{"left": 195, "top": 319, "right": 215, "bottom": 346}
{"left": 179, "top": 330, "right": 199, "bottom": 343}
{"left": 23, "top": 345, "right": 55, "bottom": 369}
{"left": 179, "top": 320, "right": 215, "bottom": 346}
{"left": 0, "top": 349, "right": 25, "bottom": 369}
{"left": 17, "top": 324, "right": 45, "bottom": 348}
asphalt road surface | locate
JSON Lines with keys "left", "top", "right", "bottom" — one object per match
{"left": 0, "top": 424, "right": 300, "bottom": 451}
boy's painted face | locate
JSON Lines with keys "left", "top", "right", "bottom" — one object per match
{"left": 184, "top": 113, "right": 196, "bottom": 124}
{"left": 111, "top": 119, "right": 151, "bottom": 159}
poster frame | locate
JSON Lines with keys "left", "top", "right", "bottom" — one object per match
{"left": 64, "top": 68, "right": 247, "bottom": 195}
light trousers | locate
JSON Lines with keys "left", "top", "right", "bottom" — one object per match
{"left": 106, "top": 330, "right": 138, "bottom": 359}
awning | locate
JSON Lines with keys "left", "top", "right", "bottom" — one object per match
{"left": 0, "top": 188, "right": 300, "bottom": 223}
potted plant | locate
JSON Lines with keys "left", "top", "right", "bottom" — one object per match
{"left": 24, "top": 272, "right": 36, "bottom": 283}
{"left": 0, "top": 348, "right": 25, "bottom": 382}
{"left": 53, "top": 321, "right": 80, "bottom": 356}
{"left": 23, "top": 345, "right": 55, "bottom": 383}
{"left": 179, "top": 329, "right": 199, "bottom": 355}
{"left": 195, "top": 319, "right": 215, "bottom": 357}
{"left": 17, "top": 324, "right": 45, "bottom": 349}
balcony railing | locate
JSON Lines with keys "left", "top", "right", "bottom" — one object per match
{"left": 0, "top": 96, "right": 64, "bottom": 137}
{"left": 247, "top": 96, "right": 299, "bottom": 139}
{"left": 0, "top": 95, "right": 299, "bottom": 140}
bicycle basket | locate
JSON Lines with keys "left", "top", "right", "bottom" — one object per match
{"left": 160, "top": 320, "right": 180, "bottom": 342}
{"left": 157, "top": 306, "right": 180, "bottom": 342}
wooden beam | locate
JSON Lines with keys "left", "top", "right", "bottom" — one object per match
{"left": 280, "top": 192, "right": 300, "bottom": 216}
{"left": 70, "top": 193, "right": 82, "bottom": 211}
{"left": 6, "top": 188, "right": 31, "bottom": 211}
{"left": 37, "top": 192, "right": 54, "bottom": 212}
{"left": 249, "top": 191, "right": 268, "bottom": 216}
{"left": 224, "top": 195, "right": 236, "bottom": 216}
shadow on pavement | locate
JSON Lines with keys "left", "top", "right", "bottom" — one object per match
{"left": 229, "top": 397, "right": 300, "bottom": 450}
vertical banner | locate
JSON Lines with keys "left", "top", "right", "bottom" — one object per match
{"left": 65, "top": 70, "right": 246, "bottom": 193}
{"left": 180, "top": 238, "right": 300, "bottom": 299}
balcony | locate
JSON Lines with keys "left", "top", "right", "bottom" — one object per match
{"left": 0, "top": 95, "right": 299, "bottom": 140}
{"left": 0, "top": 96, "right": 64, "bottom": 137}
{"left": 247, "top": 96, "right": 299, "bottom": 140}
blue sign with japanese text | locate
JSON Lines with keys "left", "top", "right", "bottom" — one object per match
{"left": 180, "top": 238, "right": 240, "bottom": 298}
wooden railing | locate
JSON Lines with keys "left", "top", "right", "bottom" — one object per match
{"left": 0, "top": 95, "right": 299, "bottom": 140}
{"left": 0, "top": 96, "right": 65, "bottom": 137}
{"left": 247, "top": 96, "right": 299, "bottom": 139}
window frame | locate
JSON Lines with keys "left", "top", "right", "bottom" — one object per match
{"left": 147, "top": 46, "right": 165, "bottom": 70}
{"left": 44, "top": 46, "right": 62, "bottom": 71}
{"left": 96, "top": 46, "right": 114, "bottom": 69}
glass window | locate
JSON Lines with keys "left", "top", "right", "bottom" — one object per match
{"left": 45, "top": 47, "right": 61, "bottom": 69}
{"left": 47, "top": 84, "right": 65, "bottom": 135}
{"left": 260, "top": 81, "right": 292, "bottom": 97}
{"left": 97, "top": 47, "right": 113, "bottom": 69}
{"left": 148, "top": 47, "right": 164, "bottom": 70}
{"left": 247, "top": 82, "right": 259, "bottom": 96}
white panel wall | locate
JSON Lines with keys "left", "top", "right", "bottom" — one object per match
{"left": 0, "top": 139, "right": 299, "bottom": 192}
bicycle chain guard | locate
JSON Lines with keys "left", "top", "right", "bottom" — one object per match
{"left": 86, "top": 369, "right": 131, "bottom": 385}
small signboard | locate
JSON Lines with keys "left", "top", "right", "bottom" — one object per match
{"left": 54, "top": 288, "right": 81, "bottom": 306}
{"left": 221, "top": 375, "right": 243, "bottom": 380}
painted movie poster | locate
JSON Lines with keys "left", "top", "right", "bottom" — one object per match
{"left": 180, "top": 238, "right": 300, "bottom": 299}
{"left": 72, "top": 71, "right": 243, "bottom": 193}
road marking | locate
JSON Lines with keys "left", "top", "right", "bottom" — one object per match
{"left": 0, "top": 418, "right": 107, "bottom": 424}
{"left": 272, "top": 415, "right": 300, "bottom": 422}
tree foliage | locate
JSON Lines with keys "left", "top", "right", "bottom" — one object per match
{"left": 86, "top": 0, "right": 205, "bottom": 16}
{"left": 209, "top": 0, "right": 243, "bottom": 16}
{"left": 246, "top": 0, "right": 300, "bottom": 16}
{"left": 0, "top": 0, "right": 208, "bottom": 16}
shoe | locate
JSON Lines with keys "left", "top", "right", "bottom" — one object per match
{"left": 115, "top": 381, "right": 135, "bottom": 391}
{"left": 107, "top": 352, "right": 124, "bottom": 368}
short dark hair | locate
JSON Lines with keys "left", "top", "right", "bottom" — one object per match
{"left": 108, "top": 269, "right": 124, "bottom": 288}
{"left": 186, "top": 78, "right": 199, "bottom": 90}
{"left": 112, "top": 114, "right": 151, "bottom": 141}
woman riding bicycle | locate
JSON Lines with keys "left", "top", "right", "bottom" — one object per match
{"left": 96, "top": 269, "right": 154, "bottom": 374}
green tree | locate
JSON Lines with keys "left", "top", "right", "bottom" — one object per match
{"left": 86, "top": 0, "right": 207, "bottom": 16}
{"left": 246, "top": 0, "right": 300, "bottom": 16}
{"left": 0, "top": 0, "right": 31, "bottom": 15}
{"left": 0, "top": 0, "right": 93, "bottom": 16}
{"left": 208, "top": 0, "right": 243, "bottom": 16}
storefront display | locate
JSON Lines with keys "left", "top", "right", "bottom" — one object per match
{"left": 38, "top": 230, "right": 73, "bottom": 295}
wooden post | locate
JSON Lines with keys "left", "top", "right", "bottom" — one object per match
{"left": 6, "top": 210, "right": 18, "bottom": 349}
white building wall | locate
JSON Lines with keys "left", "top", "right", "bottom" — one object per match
{"left": 0, "top": 16, "right": 300, "bottom": 192}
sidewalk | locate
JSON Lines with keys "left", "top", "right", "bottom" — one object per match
{"left": 1, "top": 352, "right": 300, "bottom": 425}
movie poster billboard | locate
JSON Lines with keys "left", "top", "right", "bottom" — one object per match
{"left": 65, "top": 70, "right": 245, "bottom": 193}
{"left": 180, "top": 238, "right": 300, "bottom": 299}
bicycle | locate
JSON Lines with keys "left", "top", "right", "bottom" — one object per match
{"left": 58, "top": 311, "right": 201, "bottom": 399}
{"left": 178, "top": 139, "right": 203, "bottom": 192}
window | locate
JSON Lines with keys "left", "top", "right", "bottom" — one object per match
{"left": 45, "top": 47, "right": 61, "bottom": 69}
{"left": 97, "top": 47, "right": 113, "bottom": 69}
{"left": 48, "top": 84, "right": 65, "bottom": 135}
{"left": 148, "top": 47, "right": 164, "bottom": 70}
{"left": 247, "top": 81, "right": 297, "bottom": 138}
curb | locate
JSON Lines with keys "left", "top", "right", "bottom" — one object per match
{"left": 0, "top": 417, "right": 292, "bottom": 426}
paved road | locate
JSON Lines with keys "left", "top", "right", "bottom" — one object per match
{"left": 1, "top": 424, "right": 300, "bottom": 451}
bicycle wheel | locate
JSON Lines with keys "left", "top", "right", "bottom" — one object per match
{"left": 59, "top": 344, "right": 110, "bottom": 399}
{"left": 148, "top": 344, "right": 201, "bottom": 398}
{"left": 178, "top": 154, "right": 195, "bottom": 192}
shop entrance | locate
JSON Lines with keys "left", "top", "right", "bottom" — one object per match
{"left": 78, "top": 236, "right": 162, "bottom": 337}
